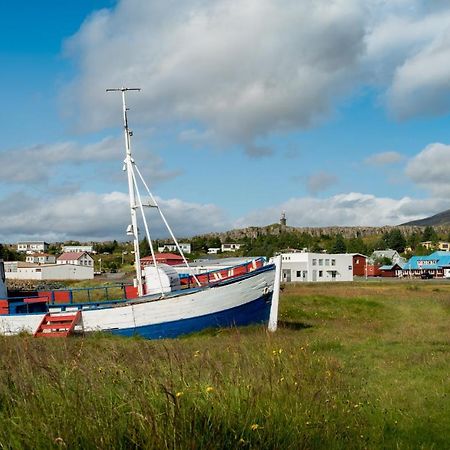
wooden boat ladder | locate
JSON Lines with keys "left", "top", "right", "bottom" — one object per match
{"left": 34, "top": 311, "right": 82, "bottom": 338}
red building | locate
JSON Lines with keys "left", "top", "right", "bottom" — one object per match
{"left": 379, "top": 263, "right": 403, "bottom": 277}
{"left": 140, "top": 253, "right": 184, "bottom": 269}
{"left": 366, "top": 264, "right": 382, "bottom": 277}
{"left": 352, "top": 254, "right": 368, "bottom": 276}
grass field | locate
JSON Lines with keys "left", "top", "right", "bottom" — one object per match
{"left": 0, "top": 281, "right": 449, "bottom": 449}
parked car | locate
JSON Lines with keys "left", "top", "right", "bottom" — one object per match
{"left": 420, "top": 271, "right": 433, "bottom": 279}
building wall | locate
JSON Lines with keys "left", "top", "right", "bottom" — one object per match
{"left": 62, "top": 245, "right": 93, "bottom": 253}
{"left": 221, "top": 244, "right": 241, "bottom": 252}
{"left": 57, "top": 254, "right": 93, "bottom": 266}
{"left": 280, "top": 252, "right": 353, "bottom": 282}
{"left": 5, "top": 265, "right": 94, "bottom": 280}
{"left": 352, "top": 255, "right": 367, "bottom": 276}
{"left": 158, "top": 243, "right": 191, "bottom": 254}
{"left": 17, "top": 242, "right": 48, "bottom": 253}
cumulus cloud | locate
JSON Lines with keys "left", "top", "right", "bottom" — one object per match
{"left": 406, "top": 142, "right": 450, "bottom": 195}
{"left": 0, "top": 136, "right": 179, "bottom": 185}
{"left": 60, "top": 0, "right": 450, "bottom": 152}
{"left": 364, "top": 151, "right": 404, "bottom": 166}
{"left": 63, "top": 0, "right": 367, "bottom": 146}
{"left": 0, "top": 190, "right": 229, "bottom": 242}
{"left": 306, "top": 171, "right": 338, "bottom": 194}
{"left": 235, "top": 192, "right": 449, "bottom": 228}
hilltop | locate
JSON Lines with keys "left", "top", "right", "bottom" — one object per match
{"left": 400, "top": 209, "right": 450, "bottom": 227}
{"left": 193, "top": 223, "right": 450, "bottom": 242}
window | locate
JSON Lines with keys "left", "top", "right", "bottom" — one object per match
{"left": 312, "top": 259, "right": 317, "bottom": 265}
{"left": 319, "top": 259, "right": 323, "bottom": 266}
{"left": 319, "top": 270, "right": 323, "bottom": 277}
{"left": 331, "top": 259, "right": 336, "bottom": 266}
{"left": 325, "top": 259, "right": 330, "bottom": 266}
{"left": 296, "top": 271, "right": 301, "bottom": 277}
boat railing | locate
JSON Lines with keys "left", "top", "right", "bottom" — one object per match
{"left": 4, "top": 283, "right": 132, "bottom": 312}
{"left": 180, "top": 257, "right": 266, "bottom": 289}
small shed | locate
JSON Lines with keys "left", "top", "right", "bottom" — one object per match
{"left": 379, "top": 263, "right": 403, "bottom": 278}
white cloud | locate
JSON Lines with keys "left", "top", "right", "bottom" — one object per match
{"left": 406, "top": 142, "right": 450, "bottom": 195}
{"left": 306, "top": 171, "right": 338, "bottom": 194}
{"left": 0, "top": 190, "right": 229, "bottom": 242}
{"left": 235, "top": 192, "right": 449, "bottom": 228}
{"left": 364, "top": 151, "right": 404, "bottom": 166}
{"left": 63, "top": 0, "right": 367, "bottom": 145}
{"left": 61, "top": 0, "right": 450, "bottom": 150}
{"left": 0, "top": 136, "right": 179, "bottom": 185}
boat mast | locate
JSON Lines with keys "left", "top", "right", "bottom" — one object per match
{"left": 106, "top": 87, "right": 144, "bottom": 296}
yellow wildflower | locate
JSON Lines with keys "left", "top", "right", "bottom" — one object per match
{"left": 250, "top": 423, "right": 260, "bottom": 431}
{"left": 206, "top": 386, "right": 214, "bottom": 393}
{"left": 176, "top": 392, "right": 184, "bottom": 398}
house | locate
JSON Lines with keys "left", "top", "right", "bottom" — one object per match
{"left": 421, "top": 241, "right": 450, "bottom": 252}
{"left": 4, "top": 261, "right": 94, "bottom": 280}
{"left": 16, "top": 241, "right": 49, "bottom": 254}
{"left": 370, "top": 249, "right": 406, "bottom": 266}
{"left": 278, "top": 252, "right": 353, "bottom": 282}
{"left": 140, "top": 253, "right": 184, "bottom": 268}
{"left": 57, "top": 252, "right": 94, "bottom": 267}
{"left": 365, "top": 263, "right": 382, "bottom": 277}
{"left": 379, "top": 263, "right": 404, "bottom": 277}
{"left": 25, "top": 253, "right": 56, "bottom": 265}
{"left": 221, "top": 243, "right": 241, "bottom": 252}
{"left": 207, "top": 247, "right": 221, "bottom": 254}
{"left": 62, "top": 245, "right": 93, "bottom": 254}
{"left": 351, "top": 253, "right": 368, "bottom": 276}
{"left": 157, "top": 243, "right": 191, "bottom": 254}
{"left": 403, "top": 251, "right": 450, "bottom": 278}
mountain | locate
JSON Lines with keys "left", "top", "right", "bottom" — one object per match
{"left": 400, "top": 209, "right": 450, "bottom": 226}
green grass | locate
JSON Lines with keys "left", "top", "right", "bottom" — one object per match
{"left": 0, "top": 281, "right": 449, "bottom": 448}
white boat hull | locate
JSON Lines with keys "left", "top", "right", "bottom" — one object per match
{"left": 0, "top": 265, "right": 276, "bottom": 339}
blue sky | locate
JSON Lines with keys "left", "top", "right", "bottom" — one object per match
{"left": 2, "top": 0, "right": 450, "bottom": 242}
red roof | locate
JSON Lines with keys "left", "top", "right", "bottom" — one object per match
{"left": 140, "top": 253, "right": 184, "bottom": 266}
{"left": 141, "top": 253, "right": 183, "bottom": 260}
{"left": 57, "top": 252, "right": 87, "bottom": 261}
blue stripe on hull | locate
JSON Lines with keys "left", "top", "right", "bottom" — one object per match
{"left": 109, "top": 293, "right": 273, "bottom": 339}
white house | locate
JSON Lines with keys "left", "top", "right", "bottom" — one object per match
{"left": 208, "top": 247, "right": 221, "bottom": 254}
{"left": 16, "top": 241, "right": 49, "bottom": 254}
{"left": 57, "top": 252, "right": 94, "bottom": 267}
{"left": 62, "top": 245, "right": 93, "bottom": 254}
{"left": 276, "top": 252, "right": 354, "bottom": 282}
{"left": 221, "top": 243, "right": 241, "bottom": 252}
{"left": 25, "top": 253, "right": 56, "bottom": 264}
{"left": 5, "top": 261, "right": 94, "bottom": 280}
{"left": 158, "top": 243, "right": 191, "bottom": 254}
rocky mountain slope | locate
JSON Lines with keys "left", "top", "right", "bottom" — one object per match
{"left": 400, "top": 209, "right": 450, "bottom": 227}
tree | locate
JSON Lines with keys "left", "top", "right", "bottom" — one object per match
{"left": 331, "top": 234, "right": 346, "bottom": 253}
{"left": 139, "top": 237, "right": 151, "bottom": 257}
{"left": 385, "top": 229, "right": 406, "bottom": 253}
{"left": 422, "top": 226, "right": 438, "bottom": 243}
{"left": 346, "top": 237, "right": 368, "bottom": 255}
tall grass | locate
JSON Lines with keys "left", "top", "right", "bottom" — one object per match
{"left": 0, "top": 281, "right": 449, "bottom": 448}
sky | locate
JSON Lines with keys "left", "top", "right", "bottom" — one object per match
{"left": 2, "top": 0, "right": 450, "bottom": 242}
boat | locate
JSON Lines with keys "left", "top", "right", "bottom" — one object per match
{"left": 0, "top": 87, "right": 281, "bottom": 339}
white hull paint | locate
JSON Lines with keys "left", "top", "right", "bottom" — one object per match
{"left": 0, "top": 265, "right": 276, "bottom": 338}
